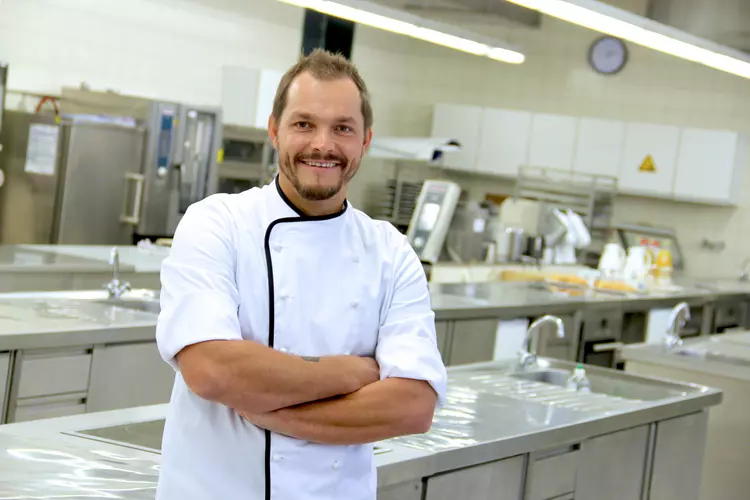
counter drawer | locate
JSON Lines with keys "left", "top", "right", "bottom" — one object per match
{"left": 525, "top": 446, "right": 579, "bottom": 500}
{"left": 16, "top": 349, "right": 92, "bottom": 399}
{"left": 12, "top": 393, "right": 87, "bottom": 423}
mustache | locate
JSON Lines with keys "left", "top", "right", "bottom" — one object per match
{"left": 295, "top": 152, "right": 347, "bottom": 163}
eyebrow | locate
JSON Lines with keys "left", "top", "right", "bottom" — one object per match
{"left": 290, "top": 112, "right": 357, "bottom": 125}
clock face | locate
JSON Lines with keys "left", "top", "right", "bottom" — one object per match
{"left": 589, "top": 36, "right": 628, "bottom": 75}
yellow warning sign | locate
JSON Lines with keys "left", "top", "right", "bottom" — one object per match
{"left": 639, "top": 155, "right": 656, "bottom": 173}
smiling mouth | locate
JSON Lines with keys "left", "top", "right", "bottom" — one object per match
{"left": 298, "top": 159, "right": 343, "bottom": 169}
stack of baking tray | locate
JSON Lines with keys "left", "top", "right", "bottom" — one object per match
{"left": 369, "top": 179, "right": 423, "bottom": 230}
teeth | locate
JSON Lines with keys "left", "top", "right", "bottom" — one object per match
{"left": 302, "top": 160, "right": 338, "bottom": 168}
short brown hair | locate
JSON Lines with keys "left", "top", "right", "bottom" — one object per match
{"left": 272, "top": 49, "right": 374, "bottom": 131}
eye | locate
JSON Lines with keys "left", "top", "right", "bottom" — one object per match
{"left": 337, "top": 125, "right": 353, "bottom": 133}
{"left": 295, "top": 121, "right": 311, "bottom": 129}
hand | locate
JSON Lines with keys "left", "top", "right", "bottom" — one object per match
{"left": 340, "top": 356, "right": 380, "bottom": 390}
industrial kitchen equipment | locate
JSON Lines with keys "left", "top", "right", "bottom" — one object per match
{"left": 406, "top": 180, "right": 462, "bottom": 264}
{"left": 0, "top": 90, "right": 222, "bottom": 245}
{"left": 614, "top": 223, "right": 685, "bottom": 273}
{"left": 215, "top": 123, "right": 275, "bottom": 194}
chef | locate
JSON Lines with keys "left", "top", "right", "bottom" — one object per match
{"left": 155, "top": 48, "right": 448, "bottom": 500}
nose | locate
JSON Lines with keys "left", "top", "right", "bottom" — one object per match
{"left": 310, "top": 127, "right": 335, "bottom": 153}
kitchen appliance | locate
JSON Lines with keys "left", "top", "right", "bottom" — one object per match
{"left": 598, "top": 242, "right": 626, "bottom": 279}
{"left": 0, "top": 111, "right": 145, "bottom": 244}
{"left": 443, "top": 201, "right": 498, "bottom": 263}
{"left": 215, "top": 123, "right": 275, "bottom": 194}
{"left": 60, "top": 88, "right": 222, "bottom": 242}
{"left": 622, "top": 245, "right": 652, "bottom": 287}
{"left": 615, "top": 224, "right": 685, "bottom": 273}
{"left": 406, "top": 180, "right": 461, "bottom": 264}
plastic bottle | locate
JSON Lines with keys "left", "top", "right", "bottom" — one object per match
{"left": 566, "top": 364, "right": 591, "bottom": 393}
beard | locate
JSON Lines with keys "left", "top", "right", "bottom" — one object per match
{"left": 278, "top": 150, "right": 360, "bottom": 201}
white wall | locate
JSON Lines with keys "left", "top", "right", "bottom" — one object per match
{"left": 2, "top": 0, "right": 749, "bottom": 277}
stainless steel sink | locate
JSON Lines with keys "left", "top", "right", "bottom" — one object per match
{"left": 510, "top": 369, "right": 571, "bottom": 386}
{"left": 0, "top": 288, "right": 162, "bottom": 315}
{"left": 95, "top": 298, "right": 161, "bottom": 314}
{"left": 509, "top": 364, "right": 692, "bottom": 401}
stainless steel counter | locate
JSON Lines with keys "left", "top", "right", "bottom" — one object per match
{"left": 0, "top": 297, "right": 158, "bottom": 350}
{"left": 0, "top": 246, "right": 120, "bottom": 273}
{"left": 0, "top": 358, "right": 722, "bottom": 496}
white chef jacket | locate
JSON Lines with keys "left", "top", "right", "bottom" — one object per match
{"left": 155, "top": 177, "right": 448, "bottom": 500}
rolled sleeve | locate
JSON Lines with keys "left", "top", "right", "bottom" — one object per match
{"left": 156, "top": 196, "right": 242, "bottom": 372}
{"left": 375, "top": 239, "right": 448, "bottom": 407}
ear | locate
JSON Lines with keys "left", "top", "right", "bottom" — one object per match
{"left": 361, "top": 128, "right": 373, "bottom": 155}
{"left": 268, "top": 115, "right": 280, "bottom": 149}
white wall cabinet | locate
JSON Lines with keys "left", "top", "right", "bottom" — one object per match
{"left": 476, "top": 108, "right": 532, "bottom": 177}
{"left": 431, "top": 103, "right": 482, "bottom": 171}
{"left": 573, "top": 118, "right": 625, "bottom": 177}
{"left": 618, "top": 123, "right": 680, "bottom": 197}
{"left": 673, "top": 128, "right": 745, "bottom": 205}
{"left": 528, "top": 114, "right": 579, "bottom": 171}
{"left": 221, "top": 67, "right": 282, "bottom": 129}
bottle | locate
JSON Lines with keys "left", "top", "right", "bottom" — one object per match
{"left": 566, "top": 364, "right": 591, "bottom": 393}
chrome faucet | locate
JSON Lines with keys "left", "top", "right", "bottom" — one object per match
{"left": 106, "top": 247, "right": 131, "bottom": 299}
{"left": 739, "top": 258, "right": 750, "bottom": 282}
{"left": 664, "top": 302, "right": 690, "bottom": 349}
{"left": 518, "top": 315, "right": 565, "bottom": 370}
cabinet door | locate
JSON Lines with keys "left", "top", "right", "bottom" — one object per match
{"left": 378, "top": 481, "right": 423, "bottom": 500}
{"left": 576, "top": 424, "right": 650, "bottom": 500}
{"left": 431, "top": 103, "right": 482, "bottom": 171}
{"left": 619, "top": 123, "right": 679, "bottom": 197}
{"left": 0, "top": 353, "right": 9, "bottom": 423}
{"left": 449, "top": 318, "right": 498, "bottom": 365}
{"left": 648, "top": 411, "right": 708, "bottom": 500}
{"left": 87, "top": 342, "right": 175, "bottom": 413}
{"left": 673, "top": 128, "right": 744, "bottom": 204}
{"left": 477, "top": 108, "right": 532, "bottom": 177}
{"left": 528, "top": 114, "right": 579, "bottom": 170}
{"left": 573, "top": 118, "right": 625, "bottom": 177}
{"left": 425, "top": 455, "right": 525, "bottom": 500}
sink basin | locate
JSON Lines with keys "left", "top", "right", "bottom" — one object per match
{"left": 511, "top": 368, "right": 571, "bottom": 386}
{"left": 95, "top": 298, "right": 161, "bottom": 315}
{"left": 0, "top": 288, "right": 162, "bottom": 315}
{"left": 510, "top": 366, "right": 690, "bottom": 401}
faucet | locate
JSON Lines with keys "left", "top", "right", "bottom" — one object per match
{"left": 106, "top": 247, "right": 131, "bottom": 299}
{"left": 664, "top": 302, "right": 690, "bottom": 349}
{"left": 518, "top": 315, "right": 565, "bottom": 370}
{"left": 739, "top": 258, "right": 750, "bottom": 282}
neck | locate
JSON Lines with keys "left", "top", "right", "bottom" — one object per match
{"left": 277, "top": 174, "right": 346, "bottom": 217}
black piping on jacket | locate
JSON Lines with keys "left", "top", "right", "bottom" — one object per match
{"left": 263, "top": 176, "right": 347, "bottom": 500}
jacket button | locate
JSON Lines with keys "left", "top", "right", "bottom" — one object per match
{"left": 279, "top": 347, "right": 288, "bottom": 353}
{"left": 279, "top": 292, "right": 289, "bottom": 300}
{"left": 332, "top": 460, "right": 341, "bottom": 471}
{"left": 273, "top": 244, "right": 282, "bottom": 252}
{"left": 351, "top": 301, "right": 359, "bottom": 308}
{"left": 273, "top": 454, "right": 282, "bottom": 462}
{"left": 352, "top": 255, "right": 360, "bottom": 263}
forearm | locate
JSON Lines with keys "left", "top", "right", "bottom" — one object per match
{"left": 177, "top": 340, "right": 368, "bottom": 413}
{"left": 242, "top": 378, "right": 437, "bottom": 445}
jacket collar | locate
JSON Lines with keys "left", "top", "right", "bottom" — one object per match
{"left": 274, "top": 175, "right": 348, "bottom": 221}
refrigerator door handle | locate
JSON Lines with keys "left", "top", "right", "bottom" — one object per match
{"left": 120, "top": 172, "right": 145, "bottom": 225}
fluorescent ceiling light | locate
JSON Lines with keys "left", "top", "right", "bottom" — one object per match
{"left": 504, "top": 0, "right": 750, "bottom": 79}
{"left": 278, "top": 0, "right": 525, "bottom": 64}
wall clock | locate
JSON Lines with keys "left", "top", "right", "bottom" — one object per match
{"left": 589, "top": 36, "right": 628, "bottom": 75}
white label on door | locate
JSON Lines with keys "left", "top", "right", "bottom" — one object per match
{"left": 24, "top": 124, "right": 59, "bottom": 176}
{"left": 473, "top": 218, "right": 486, "bottom": 233}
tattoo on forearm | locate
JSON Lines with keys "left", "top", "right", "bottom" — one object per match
{"left": 302, "top": 356, "right": 321, "bottom": 362}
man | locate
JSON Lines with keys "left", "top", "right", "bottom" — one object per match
{"left": 155, "top": 49, "right": 447, "bottom": 500}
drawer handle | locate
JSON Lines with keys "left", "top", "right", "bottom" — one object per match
{"left": 593, "top": 342, "right": 624, "bottom": 352}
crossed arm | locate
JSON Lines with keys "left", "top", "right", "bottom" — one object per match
{"left": 177, "top": 340, "right": 438, "bottom": 445}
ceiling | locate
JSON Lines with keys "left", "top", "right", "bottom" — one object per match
{"left": 370, "top": 0, "right": 750, "bottom": 53}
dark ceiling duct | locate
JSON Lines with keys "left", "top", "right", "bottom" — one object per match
{"left": 647, "top": 0, "right": 750, "bottom": 53}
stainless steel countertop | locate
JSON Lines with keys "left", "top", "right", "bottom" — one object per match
{"left": 0, "top": 359, "right": 722, "bottom": 494}
{"left": 430, "top": 281, "right": 746, "bottom": 320}
{"left": 0, "top": 298, "right": 158, "bottom": 350}
{"left": 18, "top": 244, "right": 169, "bottom": 273}
{"left": 622, "top": 331, "right": 750, "bottom": 382}
{"left": 0, "top": 246, "right": 125, "bottom": 274}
